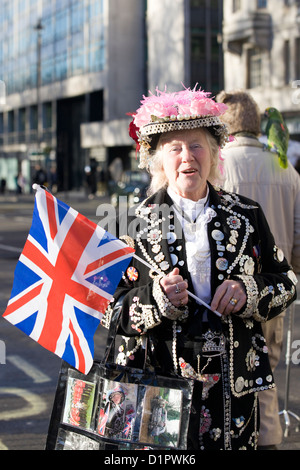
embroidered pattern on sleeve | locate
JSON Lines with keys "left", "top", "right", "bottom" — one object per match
{"left": 129, "top": 296, "right": 161, "bottom": 333}
{"left": 152, "top": 275, "right": 188, "bottom": 321}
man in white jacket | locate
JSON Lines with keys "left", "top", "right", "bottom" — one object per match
{"left": 217, "top": 90, "right": 300, "bottom": 450}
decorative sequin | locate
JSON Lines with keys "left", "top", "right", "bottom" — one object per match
{"left": 233, "top": 416, "right": 245, "bottom": 428}
{"left": 226, "top": 244, "right": 236, "bottom": 253}
{"left": 170, "top": 254, "right": 178, "bottom": 265}
{"left": 235, "top": 376, "right": 245, "bottom": 393}
{"left": 160, "top": 260, "right": 170, "bottom": 271}
{"left": 167, "top": 232, "right": 177, "bottom": 244}
{"left": 212, "top": 229, "right": 224, "bottom": 241}
{"left": 246, "top": 347, "right": 258, "bottom": 371}
{"left": 147, "top": 229, "right": 161, "bottom": 243}
{"left": 154, "top": 252, "right": 165, "bottom": 263}
{"left": 216, "top": 257, "right": 228, "bottom": 271}
{"left": 199, "top": 406, "right": 212, "bottom": 435}
{"left": 227, "top": 215, "right": 241, "bottom": 229}
{"left": 244, "top": 258, "right": 255, "bottom": 275}
{"left": 274, "top": 246, "right": 284, "bottom": 263}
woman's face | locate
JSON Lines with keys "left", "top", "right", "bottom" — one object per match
{"left": 111, "top": 392, "right": 123, "bottom": 404}
{"left": 159, "top": 129, "right": 212, "bottom": 201}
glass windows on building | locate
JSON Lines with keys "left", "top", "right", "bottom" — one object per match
{"left": 29, "top": 106, "right": 38, "bottom": 130}
{"left": 232, "top": 0, "right": 241, "bottom": 12}
{"left": 190, "top": 0, "right": 223, "bottom": 93}
{"left": 296, "top": 37, "right": 300, "bottom": 81}
{"left": 284, "top": 40, "right": 290, "bottom": 85}
{"left": 43, "top": 102, "right": 52, "bottom": 129}
{"left": 257, "top": 0, "right": 267, "bottom": 8}
{"left": 18, "top": 108, "right": 26, "bottom": 143}
{"left": 247, "top": 47, "right": 262, "bottom": 88}
{"left": 0, "top": 114, "right": 3, "bottom": 146}
{"left": 8, "top": 111, "right": 14, "bottom": 134}
{"left": 0, "top": 0, "right": 106, "bottom": 95}
{"left": 7, "top": 110, "right": 15, "bottom": 145}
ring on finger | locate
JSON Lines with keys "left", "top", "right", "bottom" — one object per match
{"left": 175, "top": 283, "right": 181, "bottom": 294}
{"left": 229, "top": 297, "right": 238, "bottom": 306}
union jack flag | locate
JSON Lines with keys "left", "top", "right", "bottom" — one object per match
{"left": 2, "top": 185, "right": 134, "bottom": 374}
{"left": 123, "top": 410, "right": 135, "bottom": 438}
{"left": 98, "top": 407, "right": 109, "bottom": 436}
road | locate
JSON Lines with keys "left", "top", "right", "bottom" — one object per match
{"left": 0, "top": 192, "right": 108, "bottom": 450}
{"left": 0, "top": 191, "right": 299, "bottom": 450}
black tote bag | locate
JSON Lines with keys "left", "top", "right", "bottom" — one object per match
{"left": 46, "top": 303, "right": 194, "bottom": 450}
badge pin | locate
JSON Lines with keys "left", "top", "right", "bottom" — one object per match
{"left": 126, "top": 266, "right": 139, "bottom": 281}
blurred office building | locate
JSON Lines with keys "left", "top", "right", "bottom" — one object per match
{"left": 0, "top": 0, "right": 223, "bottom": 192}
{"left": 222, "top": 0, "right": 300, "bottom": 141}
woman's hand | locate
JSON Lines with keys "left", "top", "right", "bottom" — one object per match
{"left": 160, "top": 267, "right": 188, "bottom": 308}
{"left": 210, "top": 279, "right": 247, "bottom": 316}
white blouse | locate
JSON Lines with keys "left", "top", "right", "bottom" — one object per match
{"left": 167, "top": 187, "right": 217, "bottom": 307}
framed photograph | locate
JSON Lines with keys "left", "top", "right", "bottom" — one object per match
{"left": 62, "top": 377, "right": 96, "bottom": 430}
{"left": 56, "top": 429, "right": 99, "bottom": 450}
{"left": 139, "top": 385, "right": 183, "bottom": 448}
{"left": 46, "top": 361, "right": 193, "bottom": 450}
{"left": 97, "top": 379, "right": 138, "bottom": 441}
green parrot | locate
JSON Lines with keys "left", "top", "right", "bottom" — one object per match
{"left": 264, "top": 107, "right": 289, "bottom": 169}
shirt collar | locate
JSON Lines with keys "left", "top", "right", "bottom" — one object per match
{"left": 167, "top": 186, "right": 209, "bottom": 222}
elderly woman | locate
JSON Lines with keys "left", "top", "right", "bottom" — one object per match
{"left": 102, "top": 87, "right": 297, "bottom": 450}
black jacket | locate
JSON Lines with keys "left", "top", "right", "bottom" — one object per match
{"left": 102, "top": 183, "right": 297, "bottom": 397}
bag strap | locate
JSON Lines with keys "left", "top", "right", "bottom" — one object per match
{"left": 103, "top": 295, "right": 124, "bottom": 364}
{"left": 102, "top": 295, "right": 148, "bottom": 370}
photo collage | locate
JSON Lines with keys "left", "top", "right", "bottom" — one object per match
{"left": 55, "top": 366, "right": 188, "bottom": 450}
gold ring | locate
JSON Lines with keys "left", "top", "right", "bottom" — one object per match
{"left": 229, "top": 298, "right": 238, "bottom": 306}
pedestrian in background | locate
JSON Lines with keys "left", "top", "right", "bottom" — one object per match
{"left": 216, "top": 89, "right": 300, "bottom": 449}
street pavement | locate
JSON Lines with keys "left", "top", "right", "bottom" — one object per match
{"left": 0, "top": 190, "right": 299, "bottom": 451}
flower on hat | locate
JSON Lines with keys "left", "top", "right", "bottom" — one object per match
{"left": 133, "top": 86, "right": 227, "bottom": 130}
{"left": 128, "top": 114, "right": 140, "bottom": 147}
{"left": 127, "top": 85, "right": 229, "bottom": 169}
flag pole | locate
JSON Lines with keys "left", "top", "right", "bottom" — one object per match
{"left": 133, "top": 253, "right": 222, "bottom": 318}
